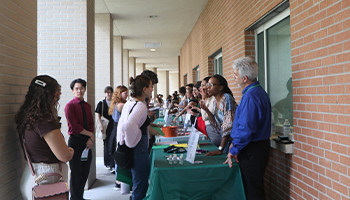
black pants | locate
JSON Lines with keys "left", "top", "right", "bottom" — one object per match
{"left": 103, "top": 132, "right": 111, "bottom": 168}
{"left": 68, "top": 135, "right": 92, "bottom": 200}
{"left": 238, "top": 139, "right": 270, "bottom": 200}
{"left": 108, "top": 121, "right": 118, "bottom": 167}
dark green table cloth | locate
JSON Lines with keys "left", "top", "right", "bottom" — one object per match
{"left": 144, "top": 141, "right": 246, "bottom": 200}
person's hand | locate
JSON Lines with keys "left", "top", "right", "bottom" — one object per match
{"left": 172, "top": 116, "right": 178, "bottom": 123}
{"left": 199, "top": 100, "right": 208, "bottom": 111}
{"left": 86, "top": 138, "right": 93, "bottom": 149}
{"left": 174, "top": 103, "right": 179, "bottom": 107}
{"left": 68, "top": 147, "right": 74, "bottom": 160}
{"left": 205, "top": 150, "right": 223, "bottom": 156}
{"left": 223, "top": 153, "right": 239, "bottom": 168}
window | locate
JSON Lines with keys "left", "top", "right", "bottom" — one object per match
{"left": 214, "top": 52, "right": 222, "bottom": 75}
{"left": 255, "top": 8, "right": 293, "bottom": 127}
{"left": 184, "top": 74, "right": 187, "bottom": 86}
{"left": 193, "top": 65, "right": 199, "bottom": 82}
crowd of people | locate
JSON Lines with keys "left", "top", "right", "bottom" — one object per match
{"left": 16, "top": 57, "right": 271, "bottom": 200}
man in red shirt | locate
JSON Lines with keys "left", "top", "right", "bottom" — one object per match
{"left": 65, "top": 78, "right": 94, "bottom": 200}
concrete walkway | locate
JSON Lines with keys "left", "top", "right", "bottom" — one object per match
{"left": 84, "top": 157, "right": 131, "bottom": 200}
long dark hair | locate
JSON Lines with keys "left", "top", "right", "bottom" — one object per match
{"left": 212, "top": 74, "right": 233, "bottom": 97}
{"left": 15, "top": 75, "right": 61, "bottom": 150}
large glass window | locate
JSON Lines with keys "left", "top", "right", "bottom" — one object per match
{"left": 214, "top": 52, "right": 222, "bottom": 75}
{"left": 255, "top": 8, "right": 293, "bottom": 127}
{"left": 193, "top": 65, "right": 199, "bottom": 82}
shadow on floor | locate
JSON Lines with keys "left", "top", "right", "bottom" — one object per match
{"left": 84, "top": 157, "right": 131, "bottom": 200}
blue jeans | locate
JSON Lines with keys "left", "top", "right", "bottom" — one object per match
{"left": 131, "top": 135, "right": 150, "bottom": 200}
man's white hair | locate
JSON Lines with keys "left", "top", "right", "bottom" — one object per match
{"left": 232, "top": 57, "right": 258, "bottom": 81}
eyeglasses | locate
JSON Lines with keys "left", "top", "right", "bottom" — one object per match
{"left": 206, "top": 83, "right": 220, "bottom": 88}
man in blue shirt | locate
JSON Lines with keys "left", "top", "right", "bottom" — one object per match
{"left": 224, "top": 57, "right": 271, "bottom": 200}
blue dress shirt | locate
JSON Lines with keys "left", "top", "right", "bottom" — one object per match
{"left": 229, "top": 81, "right": 271, "bottom": 155}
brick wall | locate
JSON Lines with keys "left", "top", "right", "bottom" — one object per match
{"left": 289, "top": 0, "right": 350, "bottom": 199}
{"left": 180, "top": 0, "right": 350, "bottom": 199}
{"left": 0, "top": 0, "right": 37, "bottom": 199}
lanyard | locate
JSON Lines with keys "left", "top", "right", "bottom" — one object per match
{"left": 243, "top": 84, "right": 261, "bottom": 96}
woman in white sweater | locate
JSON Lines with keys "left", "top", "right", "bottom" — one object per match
{"left": 117, "top": 75, "right": 153, "bottom": 200}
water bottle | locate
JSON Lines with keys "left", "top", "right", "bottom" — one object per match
{"left": 283, "top": 119, "right": 290, "bottom": 137}
{"left": 271, "top": 112, "right": 276, "bottom": 135}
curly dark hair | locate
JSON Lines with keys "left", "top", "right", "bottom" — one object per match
{"left": 15, "top": 75, "right": 61, "bottom": 151}
{"left": 141, "top": 70, "right": 158, "bottom": 84}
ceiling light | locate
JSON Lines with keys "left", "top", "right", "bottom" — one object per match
{"left": 145, "top": 43, "right": 161, "bottom": 48}
{"left": 149, "top": 15, "right": 158, "bottom": 18}
{"left": 150, "top": 49, "right": 156, "bottom": 52}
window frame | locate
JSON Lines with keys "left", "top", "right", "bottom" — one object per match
{"left": 193, "top": 65, "right": 199, "bottom": 82}
{"left": 214, "top": 52, "right": 223, "bottom": 75}
{"left": 254, "top": 8, "right": 290, "bottom": 92}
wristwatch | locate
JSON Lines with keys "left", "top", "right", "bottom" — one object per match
{"left": 218, "top": 146, "right": 223, "bottom": 151}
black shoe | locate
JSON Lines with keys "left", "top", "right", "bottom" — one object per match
{"left": 130, "top": 195, "right": 132, "bottom": 200}
{"left": 114, "top": 182, "right": 121, "bottom": 190}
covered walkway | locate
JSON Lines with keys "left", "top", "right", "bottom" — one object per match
{"left": 1, "top": 0, "right": 350, "bottom": 199}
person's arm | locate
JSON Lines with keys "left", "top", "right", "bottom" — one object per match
{"left": 65, "top": 102, "right": 94, "bottom": 142}
{"left": 172, "top": 101, "right": 195, "bottom": 122}
{"left": 96, "top": 113, "right": 104, "bottom": 133}
{"left": 117, "top": 102, "right": 125, "bottom": 113}
{"left": 205, "top": 95, "right": 236, "bottom": 156}
{"left": 221, "top": 95, "right": 237, "bottom": 137}
{"left": 205, "top": 135, "right": 230, "bottom": 156}
{"left": 199, "top": 100, "right": 218, "bottom": 128}
{"left": 229, "top": 98, "right": 258, "bottom": 156}
{"left": 95, "top": 101, "right": 103, "bottom": 133}
{"left": 43, "top": 129, "right": 74, "bottom": 162}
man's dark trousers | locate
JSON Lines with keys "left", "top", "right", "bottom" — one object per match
{"left": 68, "top": 135, "right": 92, "bottom": 200}
{"left": 238, "top": 139, "right": 270, "bottom": 200}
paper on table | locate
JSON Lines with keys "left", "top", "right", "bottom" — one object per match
{"left": 149, "top": 107, "right": 160, "bottom": 111}
{"left": 185, "top": 126, "right": 200, "bottom": 164}
{"left": 156, "top": 141, "right": 178, "bottom": 146}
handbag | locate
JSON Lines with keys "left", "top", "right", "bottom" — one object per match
{"left": 22, "top": 137, "right": 69, "bottom": 200}
{"left": 97, "top": 100, "right": 109, "bottom": 140}
{"left": 114, "top": 142, "right": 134, "bottom": 169}
{"left": 114, "top": 101, "right": 138, "bottom": 169}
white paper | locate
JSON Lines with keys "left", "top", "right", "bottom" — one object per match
{"left": 149, "top": 107, "right": 160, "bottom": 111}
{"left": 81, "top": 148, "right": 89, "bottom": 161}
{"left": 183, "top": 114, "right": 192, "bottom": 133}
{"left": 185, "top": 126, "right": 200, "bottom": 164}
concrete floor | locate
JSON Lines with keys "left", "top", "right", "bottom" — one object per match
{"left": 84, "top": 157, "right": 131, "bottom": 200}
